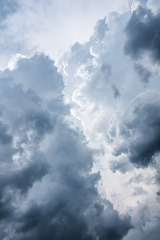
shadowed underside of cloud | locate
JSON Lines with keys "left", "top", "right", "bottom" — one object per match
{"left": 124, "top": 6, "right": 160, "bottom": 62}
{"left": 114, "top": 90, "right": 160, "bottom": 167}
{"left": 127, "top": 91, "right": 160, "bottom": 166}
{"left": 0, "top": 54, "right": 132, "bottom": 239}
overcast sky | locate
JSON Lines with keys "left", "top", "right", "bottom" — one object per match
{"left": 0, "top": 0, "right": 160, "bottom": 239}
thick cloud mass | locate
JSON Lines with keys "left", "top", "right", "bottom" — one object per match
{"left": 127, "top": 91, "right": 160, "bottom": 166}
{"left": 115, "top": 90, "right": 160, "bottom": 167}
{"left": 0, "top": 54, "right": 132, "bottom": 239}
{"left": 125, "top": 6, "right": 160, "bottom": 62}
{"left": 59, "top": 6, "right": 160, "bottom": 240}
{"left": 0, "top": 2, "right": 160, "bottom": 240}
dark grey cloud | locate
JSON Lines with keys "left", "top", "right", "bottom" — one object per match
{"left": 0, "top": 54, "right": 132, "bottom": 239}
{"left": 124, "top": 6, "right": 160, "bottom": 62}
{"left": 13, "top": 193, "right": 131, "bottom": 240}
{"left": 0, "top": 121, "right": 12, "bottom": 145}
{"left": 127, "top": 91, "right": 160, "bottom": 166}
{"left": 115, "top": 90, "right": 160, "bottom": 167}
{"left": 157, "top": 191, "right": 160, "bottom": 196}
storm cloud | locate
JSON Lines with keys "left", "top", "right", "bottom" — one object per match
{"left": 125, "top": 90, "right": 160, "bottom": 167}
{"left": 0, "top": 1, "right": 160, "bottom": 240}
{"left": 0, "top": 54, "right": 132, "bottom": 239}
{"left": 125, "top": 6, "right": 160, "bottom": 62}
{"left": 112, "top": 90, "right": 160, "bottom": 167}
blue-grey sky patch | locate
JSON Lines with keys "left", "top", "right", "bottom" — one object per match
{"left": 134, "top": 63, "right": 151, "bottom": 83}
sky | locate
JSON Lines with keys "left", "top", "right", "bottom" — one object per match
{"left": 0, "top": 0, "right": 160, "bottom": 239}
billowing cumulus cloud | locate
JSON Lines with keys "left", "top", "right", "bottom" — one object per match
{"left": 0, "top": 1, "right": 160, "bottom": 240}
{"left": 58, "top": 4, "right": 160, "bottom": 239}
{"left": 0, "top": 54, "right": 132, "bottom": 239}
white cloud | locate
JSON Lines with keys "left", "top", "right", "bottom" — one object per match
{"left": 0, "top": 0, "right": 129, "bottom": 69}
{"left": 58, "top": 6, "right": 160, "bottom": 239}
